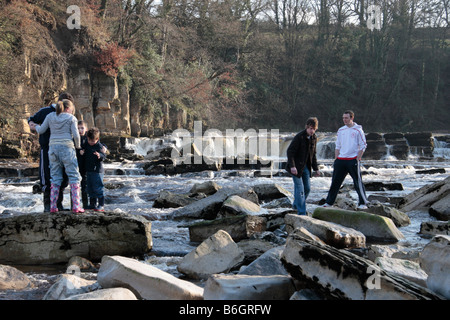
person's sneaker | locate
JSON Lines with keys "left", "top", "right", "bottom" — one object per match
{"left": 94, "top": 206, "right": 105, "bottom": 212}
{"left": 321, "top": 203, "right": 331, "bottom": 207}
{"left": 357, "top": 204, "right": 368, "bottom": 210}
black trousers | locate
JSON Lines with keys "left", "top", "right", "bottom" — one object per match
{"left": 325, "top": 158, "right": 368, "bottom": 206}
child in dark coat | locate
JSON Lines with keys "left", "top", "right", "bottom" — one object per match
{"left": 80, "top": 127, "right": 106, "bottom": 211}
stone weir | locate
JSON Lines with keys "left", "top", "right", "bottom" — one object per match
{"left": 0, "top": 211, "right": 152, "bottom": 265}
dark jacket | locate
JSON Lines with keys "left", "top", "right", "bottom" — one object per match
{"left": 28, "top": 104, "right": 56, "bottom": 147}
{"left": 83, "top": 141, "right": 106, "bottom": 173}
{"left": 285, "top": 129, "right": 319, "bottom": 177}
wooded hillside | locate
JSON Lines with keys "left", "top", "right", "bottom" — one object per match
{"left": 0, "top": 0, "right": 449, "bottom": 136}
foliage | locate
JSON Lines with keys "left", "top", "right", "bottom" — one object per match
{"left": 0, "top": 0, "right": 449, "bottom": 135}
{"left": 94, "top": 42, "right": 133, "bottom": 77}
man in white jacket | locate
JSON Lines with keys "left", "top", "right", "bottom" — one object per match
{"left": 322, "top": 110, "right": 369, "bottom": 209}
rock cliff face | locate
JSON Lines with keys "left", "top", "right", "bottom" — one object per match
{"left": 67, "top": 68, "right": 193, "bottom": 137}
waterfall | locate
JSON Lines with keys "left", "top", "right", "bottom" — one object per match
{"left": 433, "top": 137, "right": 450, "bottom": 159}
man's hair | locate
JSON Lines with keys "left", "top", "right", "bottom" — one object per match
{"left": 87, "top": 127, "right": 100, "bottom": 140}
{"left": 344, "top": 110, "right": 355, "bottom": 119}
{"left": 58, "top": 92, "right": 74, "bottom": 103}
{"left": 305, "top": 117, "right": 319, "bottom": 130}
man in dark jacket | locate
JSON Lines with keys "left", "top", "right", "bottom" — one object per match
{"left": 28, "top": 93, "right": 72, "bottom": 212}
{"left": 286, "top": 117, "right": 320, "bottom": 215}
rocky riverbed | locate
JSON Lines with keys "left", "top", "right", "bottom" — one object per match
{"left": 0, "top": 176, "right": 449, "bottom": 300}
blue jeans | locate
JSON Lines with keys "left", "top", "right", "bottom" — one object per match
{"left": 48, "top": 144, "right": 81, "bottom": 185}
{"left": 292, "top": 167, "right": 311, "bottom": 215}
{"left": 86, "top": 172, "right": 104, "bottom": 198}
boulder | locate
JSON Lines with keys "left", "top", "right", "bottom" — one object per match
{"left": 218, "top": 195, "right": 267, "bottom": 217}
{"left": 365, "top": 203, "right": 411, "bottom": 227}
{"left": 67, "top": 256, "right": 98, "bottom": 272}
{"left": 177, "top": 230, "right": 245, "bottom": 280}
{"left": 0, "top": 265, "right": 33, "bottom": 290}
{"left": 281, "top": 233, "right": 442, "bottom": 300}
{"left": 367, "top": 244, "right": 421, "bottom": 263}
{"left": 429, "top": 193, "right": 450, "bottom": 221}
{"left": 187, "top": 215, "right": 267, "bottom": 243}
{"left": 419, "top": 221, "right": 450, "bottom": 237}
{"left": 203, "top": 274, "right": 296, "bottom": 300}
{"left": 237, "top": 239, "right": 277, "bottom": 265}
{"left": 43, "top": 274, "right": 99, "bottom": 300}
{"left": 64, "top": 288, "right": 138, "bottom": 300}
{"left": 238, "top": 246, "right": 289, "bottom": 276}
{"left": 190, "top": 181, "right": 222, "bottom": 195}
{"left": 375, "top": 257, "right": 428, "bottom": 287}
{"left": 285, "top": 214, "right": 366, "bottom": 249}
{"left": 98, "top": 255, "right": 203, "bottom": 300}
{"left": 397, "top": 176, "right": 450, "bottom": 213}
{"left": 364, "top": 182, "right": 404, "bottom": 191}
{"left": 312, "top": 207, "right": 404, "bottom": 243}
{"left": 168, "top": 186, "right": 251, "bottom": 220}
{"left": 252, "top": 184, "right": 292, "bottom": 201}
{"left": 153, "top": 190, "right": 197, "bottom": 208}
{"left": 0, "top": 212, "right": 152, "bottom": 264}
{"left": 420, "top": 235, "right": 450, "bottom": 299}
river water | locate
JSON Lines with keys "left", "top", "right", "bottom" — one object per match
{"left": 0, "top": 132, "right": 449, "bottom": 299}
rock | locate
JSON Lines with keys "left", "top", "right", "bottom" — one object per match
{"left": 67, "top": 256, "right": 98, "bottom": 272}
{"left": 0, "top": 265, "right": 33, "bottom": 290}
{"left": 238, "top": 246, "right": 289, "bottom": 276}
{"left": 368, "top": 244, "right": 421, "bottom": 263}
{"left": 364, "top": 135, "right": 386, "bottom": 160}
{"left": 0, "top": 212, "right": 152, "bottom": 265}
{"left": 290, "top": 227, "right": 325, "bottom": 245}
{"left": 43, "top": 274, "right": 98, "bottom": 300}
{"left": 98, "top": 255, "right": 203, "bottom": 300}
{"left": 285, "top": 214, "right": 366, "bottom": 249}
{"left": 190, "top": 181, "right": 222, "bottom": 195}
{"left": 398, "top": 176, "right": 450, "bottom": 213}
{"left": 375, "top": 257, "right": 428, "bottom": 287}
{"left": 218, "top": 195, "right": 267, "bottom": 217}
{"left": 281, "top": 233, "right": 442, "bottom": 300}
{"left": 203, "top": 274, "right": 296, "bottom": 300}
{"left": 153, "top": 190, "right": 197, "bottom": 208}
{"left": 237, "top": 239, "right": 277, "bottom": 265}
{"left": 187, "top": 215, "right": 266, "bottom": 242}
{"left": 64, "top": 288, "right": 138, "bottom": 300}
{"left": 419, "top": 220, "right": 450, "bottom": 237}
{"left": 290, "top": 289, "right": 326, "bottom": 300}
{"left": 312, "top": 207, "right": 404, "bottom": 243}
{"left": 415, "top": 168, "right": 446, "bottom": 175}
{"left": 177, "top": 230, "right": 245, "bottom": 280}
{"left": 364, "top": 182, "right": 404, "bottom": 191}
{"left": 404, "top": 132, "right": 434, "bottom": 158}
{"left": 420, "top": 235, "right": 450, "bottom": 299}
{"left": 252, "top": 184, "right": 292, "bottom": 202}
{"left": 169, "top": 186, "right": 251, "bottom": 220}
{"left": 429, "top": 193, "right": 450, "bottom": 221}
{"left": 384, "top": 133, "right": 409, "bottom": 160}
{"left": 365, "top": 203, "right": 411, "bottom": 227}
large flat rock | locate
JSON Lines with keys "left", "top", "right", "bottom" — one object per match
{"left": 0, "top": 212, "right": 152, "bottom": 264}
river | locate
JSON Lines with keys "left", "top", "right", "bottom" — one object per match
{"left": 0, "top": 132, "right": 449, "bottom": 299}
